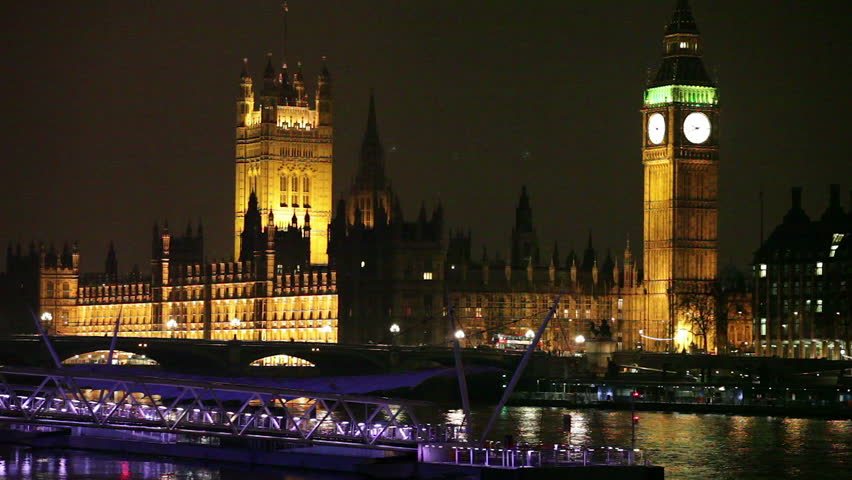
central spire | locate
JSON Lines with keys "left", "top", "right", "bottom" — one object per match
{"left": 353, "top": 91, "right": 387, "bottom": 191}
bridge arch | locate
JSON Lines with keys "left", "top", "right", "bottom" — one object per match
{"left": 61, "top": 350, "right": 159, "bottom": 366}
{"left": 249, "top": 353, "right": 316, "bottom": 367}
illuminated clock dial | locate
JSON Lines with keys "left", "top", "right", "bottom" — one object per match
{"left": 683, "top": 112, "right": 711, "bottom": 144}
{"left": 647, "top": 113, "right": 666, "bottom": 145}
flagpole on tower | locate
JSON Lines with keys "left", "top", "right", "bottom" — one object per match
{"left": 282, "top": 2, "right": 289, "bottom": 62}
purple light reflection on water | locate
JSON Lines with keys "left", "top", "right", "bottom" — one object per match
{"left": 0, "top": 444, "right": 364, "bottom": 480}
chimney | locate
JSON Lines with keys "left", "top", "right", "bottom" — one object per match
{"left": 829, "top": 184, "right": 840, "bottom": 208}
{"left": 791, "top": 187, "right": 802, "bottom": 210}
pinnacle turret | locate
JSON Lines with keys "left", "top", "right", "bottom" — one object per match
{"left": 514, "top": 186, "right": 533, "bottom": 233}
{"left": 278, "top": 63, "right": 293, "bottom": 105}
{"left": 293, "top": 61, "right": 307, "bottom": 106}
{"left": 105, "top": 241, "right": 118, "bottom": 277}
{"left": 240, "top": 57, "right": 250, "bottom": 79}
{"left": 665, "top": 0, "right": 699, "bottom": 35}
{"left": 260, "top": 53, "right": 278, "bottom": 100}
{"left": 582, "top": 232, "right": 596, "bottom": 272}
{"left": 511, "top": 186, "right": 539, "bottom": 267}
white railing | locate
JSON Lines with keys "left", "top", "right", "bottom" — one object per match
{"left": 419, "top": 443, "right": 644, "bottom": 468}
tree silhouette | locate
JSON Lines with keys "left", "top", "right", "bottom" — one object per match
{"left": 675, "top": 282, "right": 717, "bottom": 352}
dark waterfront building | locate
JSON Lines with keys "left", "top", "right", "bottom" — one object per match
{"left": 328, "top": 95, "right": 446, "bottom": 345}
{"left": 753, "top": 185, "right": 852, "bottom": 359}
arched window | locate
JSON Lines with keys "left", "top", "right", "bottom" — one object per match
{"left": 302, "top": 176, "right": 310, "bottom": 207}
{"left": 248, "top": 168, "right": 258, "bottom": 195}
{"left": 279, "top": 174, "right": 288, "bottom": 206}
{"left": 46, "top": 281, "right": 55, "bottom": 298}
{"left": 291, "top": 176, "right": 299, "bottom": 206}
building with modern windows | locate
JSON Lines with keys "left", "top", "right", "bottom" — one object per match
{"left": 753, "top": 185, "right": 851, "bottom": 359}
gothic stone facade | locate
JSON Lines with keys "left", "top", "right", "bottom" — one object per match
{"left": 25, "top": 221, "right": 338, "bottom": 342}
{"left": 235, "top": 56, "right": 333, "bottom": 265}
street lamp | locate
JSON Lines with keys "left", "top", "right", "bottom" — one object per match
{"left": 454, "top": 329, "right": 465, "bottom": 339}
{"left": 575, "top": 334, "right": 586, "bottom": 344}
{"left": 525, "top": 329, "right": 535, "bottom": 339}
{"left": 40, "top": 312, "right": 53, "bottom": 334}
{"left": 389, "top": 323, "right": 401, "bottom": 346}
{"left": 229, "top": 317, "right": 241, "bottom": 341}
{"left": 166, "top": 318, "right": 178, "bottom": 338}
{"left": 676, "top": 327, "right": 689, "bottom": 344}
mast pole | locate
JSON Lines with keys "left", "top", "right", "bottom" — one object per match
{"left": 106, "top": 306, "right": 124, "bottom": 366}
{"left": 479, "top": 296, "right": 560, "bottom": 445}
{"left": 447, "top": 291, "right": 472, "bottom": 440}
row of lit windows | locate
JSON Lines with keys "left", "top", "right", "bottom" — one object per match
{"left": 758, "top": 261, "right": 842, "bottom": 278}
{"left": 454, "top": 295, "right": 609, "bottom": 314}
{"left": 44, "top": 281, "right": 72, "bottom": 298}
{"left": 279, "top": 175, "right": 311, "bottom": 207}
{"left": 279, "top": 146, "right": 315, "bottom": 158}
{"left": 766, "top": 280, "right": 848, "bottom": 296}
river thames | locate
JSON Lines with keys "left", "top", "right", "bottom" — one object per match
{"left": 1, "top": 407, "right": 850, "bottom": 479}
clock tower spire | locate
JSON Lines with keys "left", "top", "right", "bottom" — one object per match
{"left": 642, "top": 0, "right": 719, "bottom": 352}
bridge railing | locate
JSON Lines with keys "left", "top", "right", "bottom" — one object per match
{"left": 419, "top": 443, "right": 644, "bottom": 467}
{"left": 0, "top": 367, "right": 460, "bottom": 448}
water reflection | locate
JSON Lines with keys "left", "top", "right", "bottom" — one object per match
{"left": 0, "top": 409, "right": 850, "bottom": 480}
{"left": 423, "top": 407, "right": 852, "bottom": 480}
{"left": 0, "top": 446, "right": 363, "bottom": 480}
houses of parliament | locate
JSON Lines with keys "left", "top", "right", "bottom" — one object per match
{"left": 1, "top": 1, "right": 725, "bottom": 355}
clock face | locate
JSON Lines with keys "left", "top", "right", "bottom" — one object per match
{"left": 683, "top": 112, "right": 711, "bottom": 144}
{"left": 647, "top": 113, "right": 666, "bottom": 145}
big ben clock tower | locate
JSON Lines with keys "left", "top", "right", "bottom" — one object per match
{"left": 642, "top": 0, "right": 719, "bottom": 351}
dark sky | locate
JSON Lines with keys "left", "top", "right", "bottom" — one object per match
{"left": 2, "top": 1, "right": 850, "bottom": 273}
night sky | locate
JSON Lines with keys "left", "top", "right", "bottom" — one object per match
{"left": 2, "top": 1, "right": 850, "bottom": 274}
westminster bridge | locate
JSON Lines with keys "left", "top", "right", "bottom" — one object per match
{"left": 0, "top": 335, "right": 550, "bottom": 376}
{"left": 1, "top": 335, "right": 848, "bottom": 381}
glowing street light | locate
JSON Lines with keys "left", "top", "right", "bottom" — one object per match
{"left": 454, "top": 329, "right": 466, "bottom": 340}
{"left": 389, "top": 323, "right": 401, "bottom": 333}
{"left": 575, "top": 334, "right": 586, "bottom": 344}
{"left": 166, "top": 318, "right": 179, "bottom": 339}
{"left": 525, "top": 329, "right": 535, "bottom": 339}
{"left": 321, "top": 324, "right": 332, "bottom": 343}
{"left": 676, "top": 327, "right": 689, "bottom": 343}
{"left": 230, "top": 317, "right": 241, "bottom": 328}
